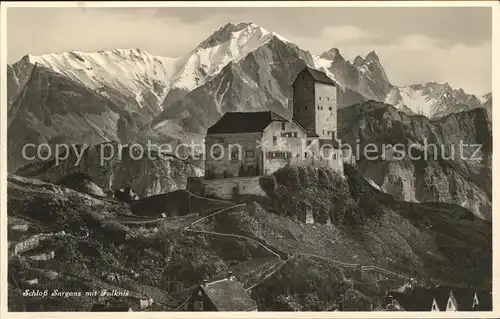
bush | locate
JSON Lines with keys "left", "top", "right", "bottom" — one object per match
{"left": 259, "top": 176, "right": 276, "bottom": 195}
{"left": 263, "top": 164, "right": 385, "bottom": 227}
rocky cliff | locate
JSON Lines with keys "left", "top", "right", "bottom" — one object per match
{"left": 338, "top": 101, "right": 492, "bottom": 220}
{"left": 14, "top": 142, "right": 201, "bottom": 197}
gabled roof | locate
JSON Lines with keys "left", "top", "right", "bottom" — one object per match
{"left": 411, "top": 286, "right": 449, "bottom": 311}
{"left": 200, "top": 278, "right": 257, "bottom": 311}
{"left": 292, "top": 120, "right": 319, "bottom": 138}
{"left": 474, "top": 290, "right": 492, "bottom": 311}
{"left": 295, "top": 67, "right": 336, "bottom": 86}
{"left": 450, "top": 287, "right": 476, "bottom": 311}
{"left": 386, "top": 291, "right": 433, "bottom": 311}
{"left": 206, "top": 111, "right": 288, "bottom": 135}
{"left": 319, "top": 138, "right": 340, "bottom": 149}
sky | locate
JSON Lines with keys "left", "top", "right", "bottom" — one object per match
{"left": 6, "top": 5, "right": 493, "bottom": 96}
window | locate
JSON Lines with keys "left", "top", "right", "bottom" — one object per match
{"left": 304, "top": 152, "right": 308, "bottom": 158}
{"left": 267, "top": 151, "right": 291, "bottom": 159}
{"left": 319, "top": 96, "right": 322, "bottom": 100}
{"left": 245, "top": 150, "right": 255, "bottom": 158}
{"left": 307, "top": 140, "right": 312, "bottom": 146}
{"left": 194, "top": 301, "right": 203, "bottom": 311}
{"left": 293, "top": 132, "right": 298, "bottom": 137}
{"left": 273, "top": 136, "right": 277, "bottom": 146}
{"left": 213, "top": 148, "right": 221, "bottom": 158}
{"left": 305, "top": 106, "right": 308, "bottom": 111}
{"left": 231, "top": 150, "right": 240, "bottom": 160}
{"left": 327, "top": 97, "right": 330, "bottom": 100}
{"left": 219, "top": 138, "right": 224, "bottom": 143}
{"left": 329, "top": 107, "right": 332, "bottom": 111}
{"left": 281, "top": 122, "right": 286, "bottom": 130}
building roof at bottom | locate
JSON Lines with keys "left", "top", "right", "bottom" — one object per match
{"left": 200, "top": 278, "right": 257, "bottom": 311}
{"left": 386, "top": 291, "right": 434, "bottom": 311}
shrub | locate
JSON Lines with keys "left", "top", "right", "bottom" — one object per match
{"left": 259, "top": 176, "right": 276, "bottom": 195}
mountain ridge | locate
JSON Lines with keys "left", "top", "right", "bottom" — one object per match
{"left": 8, "top": 22, "right": 491, "bottom": 122}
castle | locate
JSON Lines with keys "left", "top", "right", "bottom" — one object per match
{"left": 204, "top": 66, "right": 346, "bottom": 179}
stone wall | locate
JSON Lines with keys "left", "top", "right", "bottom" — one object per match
{"left": 292, "top": 70, "right": 316, "bottom": 132}
{"left": 188, "top": 176, "right": 265, "bottom": 200}
{"left": 204, "top": 132, "right": 262, "bottom": 179}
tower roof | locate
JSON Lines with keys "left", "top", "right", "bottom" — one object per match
{"left": 295, "top": 67, "right": 336, "bottom": 85}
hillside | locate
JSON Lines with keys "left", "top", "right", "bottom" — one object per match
{"left": 7, "top": 163, "right": 491, "bottom": 311}
{"left": 6, "top": 63, "right": 149, "bottom": 173}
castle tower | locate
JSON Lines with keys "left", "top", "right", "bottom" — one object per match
{"left": 291, "top": 67, "right": 338, "bottom": 140}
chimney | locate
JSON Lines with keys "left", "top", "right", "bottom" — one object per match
{"left": 227, "top": 271, "right": 234, "bottom": 280}
{"left": 202, "top": 279, "right": 208, "bottom": 286}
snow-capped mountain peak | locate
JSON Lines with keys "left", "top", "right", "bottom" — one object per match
{"left": 22, "top": 48, "right": 182, "bottom": 115}
{"left": 198, "top": 22, "right": 267, "bottom": 49}
{"left": 14, "top": 22, "right": 298, "bottom": 116}
{"left": 167, "top": 22, "right": 292, "bottom": 92}
{"left": 385, "top": 81, "right": 487, "bottom": 118}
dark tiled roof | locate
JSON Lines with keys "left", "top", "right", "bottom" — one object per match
{"left": 450, "top": 287, "right": 476, "bottom": 311}
{"left": 304, "top": 67, "right": 336, "bottom": 85}
{"left": 291, "top": 120, "right": 317, "bottom": 137}
{"left": 305, "top": 131, "right": 320, "bottom": 138}
{"left": 386, "top": 291, "right": 433, "bottom": 311}
{"left": 319, "top": 138, "right": 340, "bottom": 149}
{"left": 206, "top": 111, "right": 287, "bottom": 135}
{"left": 474, "top": 290, "right": 492, "bottom": 311}
{"left": 411, "top": 286, "right": 450, "bottom": 311}
{"left": 201, "top": 278, "right": 257, "bottom": 311}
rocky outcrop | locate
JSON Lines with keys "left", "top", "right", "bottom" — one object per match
{"left": 338, "top": 101, "right": 492, "bottom": 220}
{"left": 57, "top": 173, "right": 106, "bottom": 197}
{"left": 14, "top": 142, "right": 201, "bottom": 198}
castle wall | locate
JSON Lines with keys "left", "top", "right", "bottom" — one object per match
{"left": 262, "top": 121, "right": 311, "bottom": 175}
{"left": 188, "top": 176, "right": 265, "bottom": 200}
{"left": 204, "top": 132, "right": 262, "bottom": 179}
{"left": 314, "top": 82, "right": 338, "bottom": 139}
